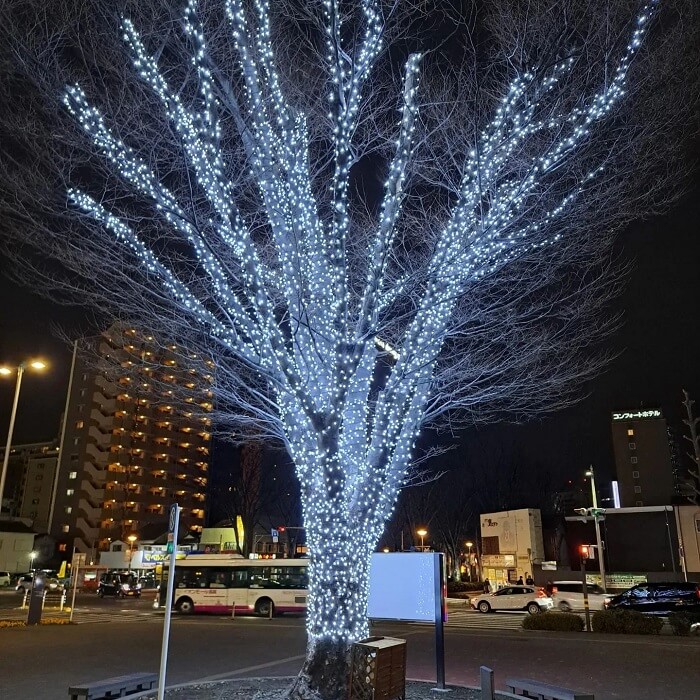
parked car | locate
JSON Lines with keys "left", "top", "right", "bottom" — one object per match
{"left": 15, "top": 574, "right": 64, "bottom": 593}
{"left": 97, "top": 573, "right": 142, "bottom": 598}
{"left": 471, "top": 585, "right": 553, "bottom": 614}
{"left": 0, "top": 571, "right": 11, "bottom": 587}
{"left": 605, "top": 582, "right": 700, "bottom": 615}
{"left": 552, "top": 581, "right": 611, "bottom": 612}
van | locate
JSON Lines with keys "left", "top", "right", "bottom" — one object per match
{"left": 0, "top": 571, "right": 11, "bottom": 587}
{"left": 552, "top": 580, "right": 610, "bottom": 612}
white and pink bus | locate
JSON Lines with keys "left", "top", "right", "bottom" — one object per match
{"left": 155, "top": 554, "right": 308, "bottom": 616}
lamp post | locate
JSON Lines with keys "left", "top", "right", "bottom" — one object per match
{"left": 416, "top": 528, "right": 427, "bottom": 552}
{"left": 127, "top": 534, "right": 137, "bottom": 574}
{"left": 465, "top": 541, "right": 474, "bottom": 582}
{"left": 29, "top": 550, "right": 37, "bottom": 572}
{"left": 585, "top": 467, "right": 607, "bottom": 593}
{"left": 0, "top": 360, "right": 47, "bottom": 515}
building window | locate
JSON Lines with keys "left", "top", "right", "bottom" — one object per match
{"left": 32, "top": 498, "right": 40, "bottom": 504}
{"left": 69, "top": 471, "right": 77, "bottom": 479}
{"left": 65, "top": 507, "right": 72, "bottom": 514}
{"left": 58, "top": 544, "right": 67, "bottom": 552}
{"left": 66, "top": 489, "right": 74, "bottom": 496}
{"left": 33, "top": 487, "right": 41, "bottom": 493}
{"left": 35, "top": 474, "right": 43, "bottom": 481}
{"left": 632, "top": 471, "right": 640, "bottom": 479}
{"left": 634, "top": 486, "right": 642, "bottom": 493}
{"left": 627, "top": 429, "right": 634, "bottom": 437}
{"left": 630, "top": 456, "right": 638, "bottom": 464}
{"left": 76, "top": 420, "right": 84, "bottom": 429}
{"left": 482, "top": 536, "right": 499, "bottom": 555}
{"left": 62, "top": 525, "right": 70, "bottom": 533}
{"left": 635, "top": 500, "right": 644, "bottom": 506}
{"left": 80, "top": 388, "right": 86, "bottom": 397}
{"left": 73, "top": 438, "right": 80, "bottom": 446}
{"left": 628, "top": 442, "right": 636, "bottom": 450}
{"left": 37, "top": 463, "right": 45, "bottom": 469}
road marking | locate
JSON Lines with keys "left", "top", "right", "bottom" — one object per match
{"left": 191, "top": 654, "right": 307, "bottom": 683}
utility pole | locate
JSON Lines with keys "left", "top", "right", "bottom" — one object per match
{"left": 586, "top": 467, "right": 607, "bottom": 593}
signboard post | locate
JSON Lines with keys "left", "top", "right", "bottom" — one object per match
{"left": 69, "top": 550, "right": 87, "bottom": 623}
{"left": 26, "top": 572, "right": 46, "bottom": 626}
{"left": 157, "top": 503, "right": 180, "bottom": 700}
{"left": 368, "top": 552, "right": 447, "bottom": 691}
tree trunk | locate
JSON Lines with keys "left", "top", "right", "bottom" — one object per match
{"left": 286, "top": 531, "right": 374, "bottom": 700}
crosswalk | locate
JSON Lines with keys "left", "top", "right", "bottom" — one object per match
{"left": 0, "top": 605, "right": 162, "bottom": 625}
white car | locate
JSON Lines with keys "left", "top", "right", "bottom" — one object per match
{"left": 552, "top": 581, "right": 611, "bottom": 612}
{"left": 471, "top": 585, "right": 553, "bottom": 614}
{"left": 0, "top": 571, "right": 11, "bottom": 587}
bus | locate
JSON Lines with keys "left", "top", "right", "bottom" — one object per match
{"left": 155, "top": 555, "right": 308, "bottom": 616}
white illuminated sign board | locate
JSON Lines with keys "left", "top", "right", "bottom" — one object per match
{"left": 612, "top": 410, "right": 662, "bottom": 421}
{"left": 368, "top": 552, "right": 440, "bottom": 622}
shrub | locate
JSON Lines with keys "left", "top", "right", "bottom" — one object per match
{"left": 447, "top": 581, "right": 483, "bottom": 593}
{"left": 668, "top": 612, "right": 700, "bottom": 636}
{"left": 0, "top": 618, "right": 73, "bottom": 628}
{"left": 522, "top": 612, "right": 584, "bottom": 632}
{"left": 592, "top": 609, "right": 663, "bottom": 635}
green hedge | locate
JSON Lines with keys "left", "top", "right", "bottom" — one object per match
{"left": 668, "top": 612, "right": 700, "bottom": 636}
{"left": 522, "top": 612, "right": 584, "bottom": 632}
{"left": 592, "top": 609, "right": 663, "bottom": 635}
{"left": 446, "top": 581, "right": 484, "bottom": 593}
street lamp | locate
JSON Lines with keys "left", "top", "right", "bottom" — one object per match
{"left": 465, "top": 541, "right": 474, "bottom": 582}
{"left": 0, "top": 360, "right": 48, "bottom": 515}
{"left": 416, "top": 528, "right": 428, "bottom": 552}
{"left": 29, "top": 550, "right": 37, "bottom": 572}
{"left": 127, "top": 534, "right": 137, "bottom": 574}
{"left": 585, "top": 467, "right": 607, "bottom": 593}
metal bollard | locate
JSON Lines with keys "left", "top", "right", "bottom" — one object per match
{"left": 268, "top": 603, "right": 273, "bottom": 620}
{"left": 21, "top": 590, "right": 29, "bottom": 609}
{"left": 42, "top": 590, "right": 47, "bottom": 610}
{"left": 480, "top": 666, "right": 495, "bottom": 700}
{"left": 230, "top": 602, "right": 236, "bottom": 619}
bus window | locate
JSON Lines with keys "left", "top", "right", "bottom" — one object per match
{"left": 231, "top": 569, "right": 249, "bottom": 588}
{"left": 270, "top": 566, "right": 307, "bottom": 589}
{"left": 179, "top": 569, "right": 207, "bottom": 588}
{"left": 208, "top": 570, "right": 230, "bottom": 589}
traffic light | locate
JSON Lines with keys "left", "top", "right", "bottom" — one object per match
{"left": 579, "top": 544, "right": 594, "bottom": 559}
{"left": 277, "top": 526, "right": 286, "bottom": 532}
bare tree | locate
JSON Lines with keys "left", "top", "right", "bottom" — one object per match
{"left": 681, "top": 390, "right": 700, "bottom": 504}
{"left": 1, "top": 0, "right": 699, "bottom": 697}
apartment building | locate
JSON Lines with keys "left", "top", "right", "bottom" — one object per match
{"left": 50, "top": 326, "right": 213, "bottom": 558}
{"left": 0, "top": 441, "right": 59, "bottom": 531}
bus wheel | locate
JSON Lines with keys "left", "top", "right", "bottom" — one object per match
{"left": 176, "top": 597, "right": 194, "bottom": 614}
{"left": 256, "top": 598, "right": 274, "bottom": 617}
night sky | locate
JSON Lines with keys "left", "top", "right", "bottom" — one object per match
{"left": 2, "top": 178, "right": 699, "bottom": 495}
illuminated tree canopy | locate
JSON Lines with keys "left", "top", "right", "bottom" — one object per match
{"left": 1, "top": 0, "right": 698, "bottom": 697}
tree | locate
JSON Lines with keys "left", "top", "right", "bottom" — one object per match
{"left": 1, "top": 1, "right": 698, "bottom": 697}
{"left": 681, "top": 390, "right": 700, "bottom": 504}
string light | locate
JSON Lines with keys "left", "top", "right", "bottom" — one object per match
{"left": 64, "top": 0, "right": 659, "bottom": 647}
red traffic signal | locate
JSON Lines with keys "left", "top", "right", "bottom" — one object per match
{"left": 277, "top": 526, "right": 286, "bottom": 532}
{"left": 579, "top": 544, "right": 594, "bottom": 559}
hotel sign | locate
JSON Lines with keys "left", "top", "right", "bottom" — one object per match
{"left": 612, "top": 410, "right": 662, "bottom": 421}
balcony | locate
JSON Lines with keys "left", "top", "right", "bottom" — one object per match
{"left": 80, "top": 479, "right": 105, "bottom": 505}
{"left": 76, "top": 517, "right": 100, "bottom": 542}
{"left": 78, "top": 498, "right": 102, "bottom": 522}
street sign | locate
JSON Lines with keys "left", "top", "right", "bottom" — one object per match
{"left": 541, "top": 561, "right": 557, "bottom": 571}
{"left": 71, "top": 552, "right": 86, "bottom": 570}
{"left": 168, "top": 503, "right": 178, "bottom": 533}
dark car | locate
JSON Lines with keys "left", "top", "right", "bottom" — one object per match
{"left": 97, "top": 573, "right": 141, "bottom": 598}
{"left": 605, "top": 582, "right": 700, "bottom": 615}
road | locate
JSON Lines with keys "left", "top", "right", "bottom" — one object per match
{"left": 1, "top": 591, "right": 698, "bottom": 700}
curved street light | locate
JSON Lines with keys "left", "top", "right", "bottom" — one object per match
{"left": 0, "top": 360, "right": 48, "bottom": 514}
{"left": 416, "top": 528, "right": 428, "bottom": 552}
